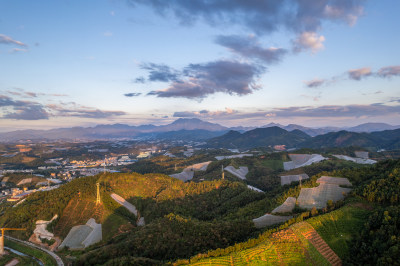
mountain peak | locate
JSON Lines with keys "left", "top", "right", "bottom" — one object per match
{"left": 172, "top": 118, "right": 204, "bottom": 124}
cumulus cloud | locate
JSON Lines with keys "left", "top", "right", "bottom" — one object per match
{"left": 304, "top": 78, "right": 327, "bottom": 88}
{"left": 147, "top": 60, "right": 265, "bottom": 99}
{"left": 124, "top": 92, "right": 142, "bottom": 97}
{"left": 293, "top": 32, "right": 325, "bottom": 53}
{"left": 127, "top": 0, "right": 365, "bottom": 35}
{"left": 377, "top": 65, "right": 400, "bottom": 78}
{"left": 215, "top": 35, "right": 287, "bottom": 64}
{"left": 0, "top": 34, "right": 27, "bottom": 47}
{"left": 348, "top": 67, "right": 372, "bottom": 80}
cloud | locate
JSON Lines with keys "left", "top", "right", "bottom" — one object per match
{"left": 148, "top": 60, "right": 265, "bottom": 99}
{"left": 4, "top": 105, "right": 49, "bottom": 120}
{"left": 10, "top": 48, "right": 28, "bottom": 53}
{"left": 0, "top": 95, "right": 125, "bottom": 120}
{"left": 323, "top": 3, "right": 363, "bottom": 26}
{"left": 0, "top": 34, "right": 27, "bottom": 47}
{"left": 47, "top": 104, "right": 126, "bottom": 119}
{"left": 293, "top": 32, "right": 325, "bottom": 53}
{"left": 133, "top": 77, "right": 146, "bottom": 83}
{"left": 267, "top": 104, "right": 400, "bottom": 118}
{"left": 169, "top": 103, "right": 400, "bottom": 126}
{"left": 305, "top": 65, "right": 400, "bottom": 88}
{"left": 377, "top": 65, "right": 400, "bottom": 78}
{"left": 215, "top": 35, "right": 287, "bottom": 64}
{"left": 0, "top": 95, "right": 48, "bottom": 120}
{"left": 348, "top": 67, "right": 372, "bottom": 80}
{"left": 5, "top": 88, "right": 62, "bottom": 98}
{"left": 304, "top": 78, "right": 327, "bottom": 88}
{"left": 127, "top": 0, "right": 365, "bottom": 35}
{"left": 124, "top": 92, "right": 142, "bottom": 97}
{"left": 139, "top": 63, "right": 180, "bottom": 82}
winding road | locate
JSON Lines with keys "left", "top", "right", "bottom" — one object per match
{"left": 5, "top": 236, "right": 64, "bottom": 266}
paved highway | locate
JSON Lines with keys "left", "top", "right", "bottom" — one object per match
{"left": 5, "top": 236, "right": 64, "bottom": 266}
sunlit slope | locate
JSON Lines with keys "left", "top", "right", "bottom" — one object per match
{"left": 184, "top": 222, "right": 330, "bottom": 266}
{"left": 182, "top": 204, "right": 371, "bottom": 266}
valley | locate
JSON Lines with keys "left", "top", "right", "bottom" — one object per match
{"left": 0, "top": 120, "right": 399, "bottom": 265}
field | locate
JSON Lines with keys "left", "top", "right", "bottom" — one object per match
{"left": 306, "top": 204, "right": 372, "bottom": 258}
{"left": 178, "top": 202, "right": 373, "bottom": 265}
{"left": 186, "top": 222, "right": 331, "bottom": 265}
{"left": 260, "top": 160, "right": 283, "bottom": 171}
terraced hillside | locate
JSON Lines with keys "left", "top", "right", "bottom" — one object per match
{"left": 307, "top": 204, "right": 371, "bottom": 258}
{"left": 179, "top": 203, "right": 373, "bottom": 266}
{"left": 185, "top": 221, "right": 331, "bottom": 265}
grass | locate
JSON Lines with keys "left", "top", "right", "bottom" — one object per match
{"left": 306, "top": 204, "right": 371, "bottom": 258}
{"left": 0, "top": 251, "right": 39, "bottom": 266}
{"left": 259, "top": 160, "right": 283, "bottom": 172}
{"left": 5, "top": 239, "right": 57, "bottom": 266}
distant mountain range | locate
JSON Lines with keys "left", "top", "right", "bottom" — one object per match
{"left": 262, "top": 122, "right": 400, "bottom": 137}
{"left": 0, "top": 118, "right": 399, "bottom": 144}
{"left": 207, "top": 127, "right": 400, "bottom": 150}
{"left": 206, "top": 127, "right": 311, "bottom": 149}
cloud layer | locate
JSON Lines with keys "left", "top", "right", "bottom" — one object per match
{"left": 305, "top": 65, "right": 400, "bottom": 88}
{"left": 0, "top": 94, "right": 125, "bottom": 120}
{"left": 143, "top": 60, "right": 265, "bottom": 99}
{"left": 172, "top": 103, "right": 400, "bottom": 123}
{"left": 128, "top": 0, "right": 365, "bottom": 35}
{"left": 215, "top": 35, "right": 287, "bottom": 64}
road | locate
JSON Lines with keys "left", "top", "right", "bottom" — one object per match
{"left": 5, "top": 235, "right": 64, "bottom": 266}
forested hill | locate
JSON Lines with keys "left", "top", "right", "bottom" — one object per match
{"left": 1, "top": 160, "right": 399, "bottom": 265}
{"left": 206, "top": 127, "right": 400, "bottom": 150}
{"left": 178, "top": 159, "right": 400, "bottom": 265}
{"left": 206, "top": 126, "right": 311, "bottom": 149}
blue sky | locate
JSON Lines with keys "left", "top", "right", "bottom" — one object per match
{"left": 0, "top": 0, "right": 399, "bottom": 131}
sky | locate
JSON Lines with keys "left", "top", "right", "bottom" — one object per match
{"left": 0, "top": 0, "right": 399, "bottom": 132}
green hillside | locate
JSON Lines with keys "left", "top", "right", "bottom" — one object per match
{"left": 0, "top": 157, "right": 399, "bottom": 265}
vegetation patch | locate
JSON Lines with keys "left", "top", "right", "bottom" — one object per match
{"left": 307, "top": 204, "right": 371, "bottom": 258}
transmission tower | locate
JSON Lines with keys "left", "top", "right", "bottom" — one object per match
{"left": 96, "top": 182, "right": 101, "bottom": 205}
{"left": 221, "top": 165, "right": 225, "bottom": 180}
